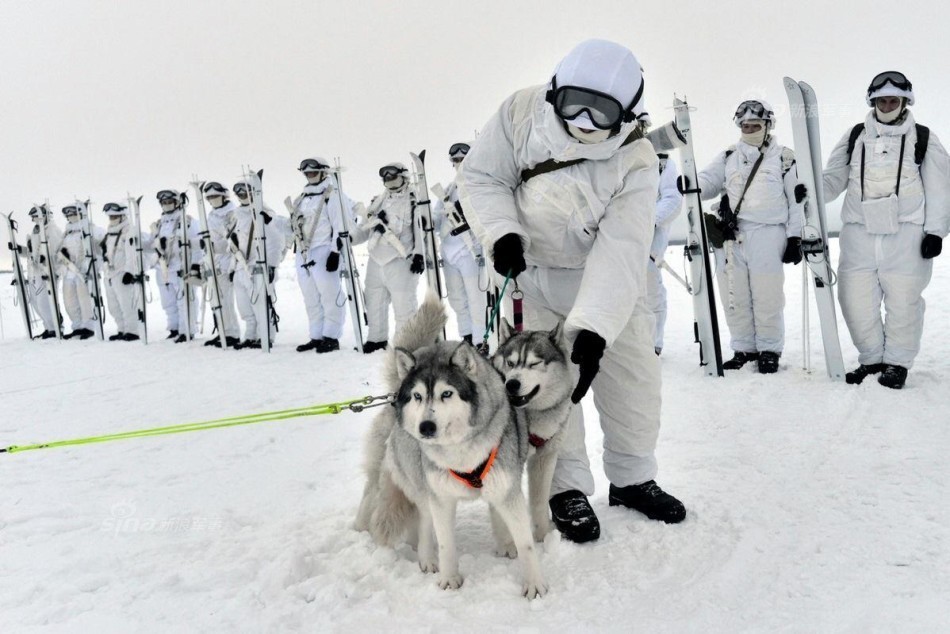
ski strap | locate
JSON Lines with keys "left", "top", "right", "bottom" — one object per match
{"left": 0, "top": 393, "right": 396, "bottom": 456}
{"left": 520, "top": 127, "right": 644, "bottom": 184}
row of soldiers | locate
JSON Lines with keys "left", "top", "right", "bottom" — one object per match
{"left": 5, "top": 144, "right": 496, "bottom": 352}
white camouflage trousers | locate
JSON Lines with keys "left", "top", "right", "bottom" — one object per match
{"left": 61, "top": 270, "right": 96, "bottom": 331}
{"left": 105, "top": 273, "right": 138, "bottom": 334}
{"left": 364, "top": 256, "right": 420, "bottom": 343}
{"left": 296, "top": 245, "right": 345, "bottom": 340}
{"left": 443, "top": 253, "right": 489, "bottom": 339}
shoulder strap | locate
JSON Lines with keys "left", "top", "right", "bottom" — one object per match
{"left": 914, "top": 124, "right": 929, "bottom": 166}
{"left": 847, "top": 123, "right": 866, "bottom": 162}
{"left": 732, "top": 149, "right": 767, "bottom": 215}
{"left": 520, "top": 127, "right": 644, "bottom": 184}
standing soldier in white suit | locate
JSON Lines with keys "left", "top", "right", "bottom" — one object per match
{"left": 200, "top": 182, "right": 241, "bottom": 348}
{"left": 352, "top": 162, "right": 425, "bottom": 354}
{"left": 820, "top": 71, "right": 950, "bottom": 389}
{"left": 151, "top": 189, "right": 203, "bottom": 342}
{"left": 58, "top": 203, "right": 101, "bottom": 339}
{"left": 101, "top": 202, "right": 147, "bottom": 341}
{"left": 646, "top": 152, "right": 683, "bottom": 355}
{"left": 8, "top": 205, "right": 62, "bottom": 338}
{"left": 460, "top": 39, "right": 686, "bottom": 543}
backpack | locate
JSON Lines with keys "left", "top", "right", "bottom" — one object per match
{"left": 846, "top": 123, "right": 930, "bottom": 166}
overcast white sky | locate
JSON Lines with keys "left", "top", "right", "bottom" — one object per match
{"left": 3, "top": 0, "right": 950, "bottom": 256}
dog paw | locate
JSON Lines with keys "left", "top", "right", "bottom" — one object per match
{"left": 419, "top": 559, "right": 439, "bottom": 574}
{"left": 437, "top": 573, "right": 463, "bottom": 590}
{"left": 494, "top": 543, "right": 518, "bottom": 559}
{"left": 532, "top": 521, "right": 553, "bottom": 543}
{"left": 522, "top": 577, "right": 549, "bottom": 600}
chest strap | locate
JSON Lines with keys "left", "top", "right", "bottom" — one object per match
{"left": 448, "top": 446, "right": 499, "bottom": 489}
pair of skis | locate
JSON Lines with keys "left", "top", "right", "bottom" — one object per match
{"left": 75, "top": 201, "right": 106, "bottom": 341}
{"left": 127, "top": 196, "right": 150, "bottom": 344}
{"left": 330, "top": 162, "right": 369, "bottom": 352}
{"left": 2, "top": 213, "right": 35, "bottom": 339}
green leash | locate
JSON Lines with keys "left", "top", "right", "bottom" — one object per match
{"left": 477, "top": 270, "right": 513, "bottom": 353}
{"left": 0, "top": 393, "right": 394, "bottom": 455}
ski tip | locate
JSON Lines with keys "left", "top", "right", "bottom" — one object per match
{"left": 418, "top": 149, "right": 426, "bottom": 163}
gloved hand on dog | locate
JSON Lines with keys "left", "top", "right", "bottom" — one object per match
{"left": 570, "top": 329, "right": 606, "bottom": 404}
{"left": 491, "top": 233, "right": 526, "bottom": 279}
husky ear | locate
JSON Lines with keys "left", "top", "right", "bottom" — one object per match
{"left": 499, "top": 318, "right": 515, "bottom": 342}
{"left": 394, "top": 347, "right": 416, "bottom": 380}
{"left": 549, "top": 320, "right": 566, "bottom": 346}
{"left": 450, "top": 342, "right": 479, "bottom": 378}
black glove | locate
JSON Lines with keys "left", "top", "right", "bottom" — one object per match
{"left": 7, "top": 242, "right": 21, "bottom": 254}
{"left": 373, "top": 223, "right": 386, "bottom": 234}
{"left": 228, "top": 271, "right": 235, "bottom": 283}
{"left": 409, "top": 254, "right": 425, "bottom": 274}
{"left": 570, "top": 330, "right": 606, "bottom": 404}
{"left": 190, "top": 263, "right": 202, "bottom": 277}
{"left": 60, "top": 247, "right": 70, "bottom": 258}
{"left": 676, "top": 175, "right": 694, "bottom": 195}
{"left": 159, "top": 237, "right": 167, "bottom": 251}
{"left": 377, "top": 210, "right": 388, "bottom": 224}
{"left": 782, "top": 237, "right": 802, "bottom": 265}
{"left": 199, "top": 238, "right": 206, "bottom": 251}
{"left": 39, "top": 254, "right": 46, "bottom": 264}
{"left": 121, "top": 272, "right": 136, "bottom": 285}
{"left": 921, "top": 234, "right": 943, "bottom": 259}
{"left": 336, "top": 237, "right": 343, "bottom": 250}
{"left": 491, "top": 233, "right": 526, "bottom": 278}
{"left": 268, "top": 266, "right": 276, "bottom": 283}
{"left": 326, "top": 251, "right": 340, "bottom": 272}
{"left": 794, "top": 184, "right": 808, "bottom": 204}
{"left": 261, "top": 211, "right": 273, "bottom": 225}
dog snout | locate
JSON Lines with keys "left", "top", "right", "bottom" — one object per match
{"left": 506, "top": 379, "right": 521, "bottom": 395}
{"left": 418, "top": 420, "right": 437, "bottom": 438}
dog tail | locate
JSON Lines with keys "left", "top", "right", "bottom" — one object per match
{"left": 384, "top": 291, "right": 447, "bottom": 389}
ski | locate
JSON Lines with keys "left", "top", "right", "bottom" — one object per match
{"left": 783, "top": 78, "right": 845, "bottom": 381}
{"left": 2, "top": 213, "right": 35, "bottom": 340}
{"left": 36, "top": 206, "right": 64, "bottom": 340}
{"left": 331, "top": 161, "right": 368, "bottom": 351}
{"left": 191, "top": 179, "right": 228, "bottom": 350}
{"left": 178, "top": 192, "right": 196, "bottom": 342}
{"left": 673, "top": 97, "right": 724, "bottom": 376}
{"left": 127, "top": 195, "right": 149, "bottom": 344}
{"left": 410, "top": 151, "right": 446, "bottom": 301}
{"left": 245, "top": 168, "right": 277, "bottom": 353}
{"left": 76, "top": 201, "right": 106, "bottom": 340}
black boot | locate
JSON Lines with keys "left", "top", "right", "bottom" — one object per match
{"left": 878, "top": 364, "right": 908, "bottom": 390}
{"left": 548, "top": 490, "right": 600, "bottom": 543}
{"left": 608, "top": 481, "right": 686, "bottom": 524}
{"left": 63, "top": 331, "right": 77, "bottom": 340}
{"left": 243, "top": 339, "right": 262, "bottom": 349}
{"left": 462, "top": 334, "right": 473, "bottom": 345}
{"left": 225, "top": 336, "right": 241, "bottom": 348}
{"left": 362, "top": 340, "right": 388, "bottom": 354}
{"left": 296, "top": 339, "right": 321, "bottom": 352}
{"left": 174, "top": 334, "right": 191, "bottom": 343}
{"left": 757, "top": 351, "right": 780, "bottom": 374}
{"left": 204, "top": 336, "right": 222, "bottom": 348}
{"left": 74, "top": 328, "right": 95, "bottom": 340}
{"left": 122, "top": 333, "right": 140, "bottom": 341}
{"left": 317, "top": 338, "right": 340, "bottom": 353}
{"left": 166, "top": 330, "right": 179, "bottom": 340}
{"left": 39, "top": 330, "right": 57, "bottom": 339}
{"left": 845, "top": 363, "right": 885, "bottom": 385}
{"left": 722, "top": 351, "right": 758, "bottom": 370}
{"left": 109, "top": 332, "right": 126, "bottom": 341}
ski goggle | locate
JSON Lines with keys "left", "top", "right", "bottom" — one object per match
{"left": 299, "top": 158, "right": 330, "bottom": 172}
{"left": 548, "top": 77, "right": 643, "bottom": 130}
{"left": 379, "top": 166, "right": 407, "bottom": 180}
{"left": 734, "top": 100, "right": 772, "bottom": 121}
{"left": 103, "top": 203, "right": 127, "bottom": 213}
{"left": 448, "top": 143, "right": 470, "bottom": 159}
{"left": 233, "top": 183, "right": 249, "bottom": 196}
{"left": 203, "top": 182, "right": 227, "bottom": 196}
{"left": 868, "top": 71, "right": 912, "bottom": 93}
{"left": 62, "top": 206, "right": 79, "bottom": 216}
{"left": 157, "top": 190, "right": 179, "bottom": 202}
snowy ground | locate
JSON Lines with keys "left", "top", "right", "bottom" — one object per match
{"left": 1, "top": 242, "right": 948, "bottom": 632}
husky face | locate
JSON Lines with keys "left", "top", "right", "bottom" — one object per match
{"left": 393, "top": 343, "right": 480, "bottom": 445}
{"left": 493, "top": 320, "right": 572, "bottom": 410}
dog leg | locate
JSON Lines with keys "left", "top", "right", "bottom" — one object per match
{"left": 369, "top": 470, "right": 416, "bottom": 547}
{"left": 528, "top": 448, "right": 558, "bottom": 542}
{"left": 490, "top": 506, "right": 517, "bottom": 558}
{"left": 416, "top": 501, "right": 438, "bottom": 574}
{"left": 428, "top": 497, "right": 462, "bottom": 590}
{"left": 493, "top": 493, "right": 548, "bottom": 599}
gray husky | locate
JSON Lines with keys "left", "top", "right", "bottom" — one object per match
{"left": 492, "top": 319, "right": 574, "bottom": 545}
{"left": 355, "top": 294, "right": 547, "bottom": 599}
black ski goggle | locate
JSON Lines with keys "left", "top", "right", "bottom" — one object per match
{"left": 103, "top": 203, "right": 127, "bottom": 213}
{"left": 203, "top": 182, "right": 227, "bottom": 196}
{"left": 62, "top": 206, "right": 79, "bottom": 216}
{"left": 299, "top": 158, "right": 330, "bottom": 172}
{"left": 734, "top": 100, "right": 772, "bottom": 121}
{"left": 868, "top": 71, "right": 912, "bottom": 93}
{"left": 379, "top": 166, "right": 407, "bottom": 180}
{"left": 233, "top": 183, "right": 249, "bottom": 196}
{"left": 448, "top": 143, "right": 470, "bottom": 159}
{"left": 157, "top": 190, "right": 179, "bottom": 202}
{"left": 547, "top": 77, "right": 642, "bottom": 130}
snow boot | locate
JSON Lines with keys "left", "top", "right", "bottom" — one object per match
{"left": 549, "top": 490, "right": 600, "bottom": 543}
{"left": 74, "top": 328, "right": 95, "bottom": 340}
{"left": 204, "top": 336, "right": 222, "bottom": 348}
{"left": 225, "top": 336, "right": 241, "bottom": 348}
{"left": 845, "top": 363, "right": 885, "bottom": 385}
{"left": 38, "top": 330, "right": 56, "bottom": 339}
{"left": 296, "top": 339, "right": 321, "bottom": 352}
{"left": 63, "top": 331, "right": 77, "bottom": 340}
{"left": 362, "top": 340, "right": 388, "bottom": 354}
{"left": 317, "top": 337, "right": 340, "bottom": 353}
{"left": 608, "top": 480, "right": 686, "bottom": 524}
{"left": 722, "top": 351, "right": 758, "bottom": 370}
{"left": 174, "top": 334, "right": 192, "bottom": 344}
{"left": 877, "top": 364, "right": 908, "bottom": 390}
{"left": 757, "top": 351, "right": 780, "bottom": 374}
{"left": 166, "top": 330, "right": 179, "bottom": 340}
{"left": 109, "top": 332, "right": 126, "bottom": 341}
{"left": 122, "top": 333, "right": 140, "bottom": 341}
{"left": 242, "top": 339, "right": 262, "bottom": 349}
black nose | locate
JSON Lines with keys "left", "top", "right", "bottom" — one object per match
{"left": 419, "top": 420, "right": 437, "bottom": 438}
{"left": 506, "top": 379, "right": 521, "bottom": 395}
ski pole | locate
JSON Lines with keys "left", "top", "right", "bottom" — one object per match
{"left": 0, "top": 393, "right": 394, "bottom": 456}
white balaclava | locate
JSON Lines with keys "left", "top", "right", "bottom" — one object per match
{"left": 740, "top": 121, "right": 767, "bottom": 147}
{"left": 874, "top": 99, "right": 906, "bottom": 124}
{"left": 552, "top": 39, "right": 645, "bottom": 143}
{"left": 867, "top": 75, "right": 914, "bottom": 125}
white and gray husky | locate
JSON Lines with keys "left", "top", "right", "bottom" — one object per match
{"left": 355, "top": 294, "right": 547, "bottom": 599}
{"left": 492, "top": 318, "right": 574, "bottom": 544}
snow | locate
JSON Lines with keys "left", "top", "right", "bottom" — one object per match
{"left": 1, "top": 244, "right": 948, "bottom": 632}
